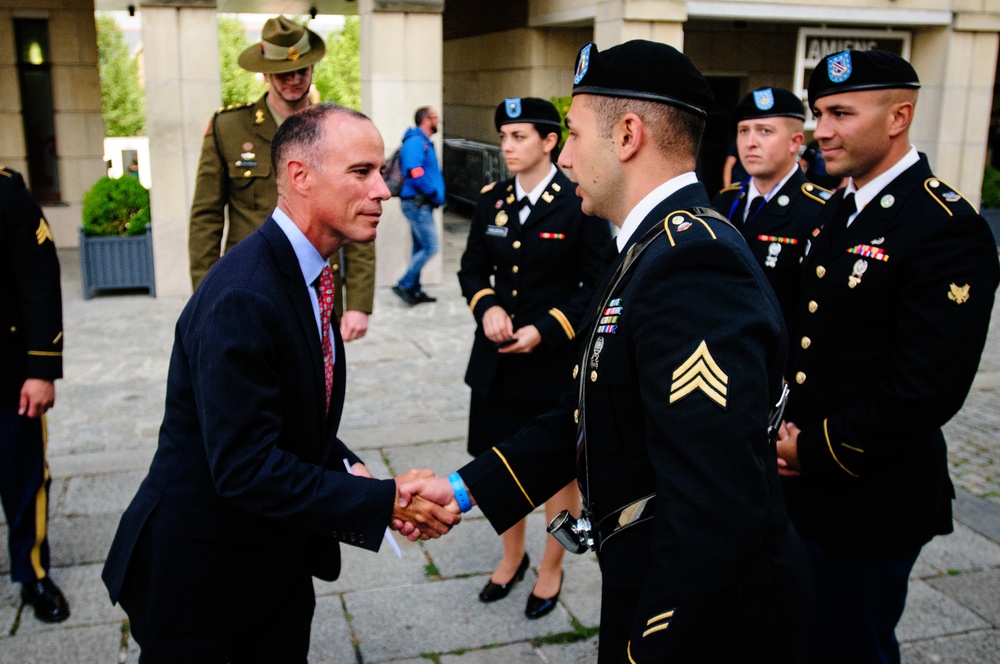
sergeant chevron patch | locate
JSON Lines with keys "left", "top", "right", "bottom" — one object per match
{"left": 670, "top": 341, "right": 728, "bottom": 408}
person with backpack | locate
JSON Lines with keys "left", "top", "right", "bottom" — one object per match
{"left": 392, "top": 107, "right": 446, "bottom": 305}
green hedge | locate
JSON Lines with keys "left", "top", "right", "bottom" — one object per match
{"left": 81, "top": 176, "right": 151, "bottom": 237}
{"left": 982, "top": 165, "right": 1000, "bottom": 210}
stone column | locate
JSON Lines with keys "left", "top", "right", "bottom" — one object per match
{"left": 911, "top": 23, "right": 999, "bottom": 209}
{"left": 140, "top": 2, "right": 220, "bottom": 298}
{"left": 593, "top": 0, "right": 686, "bottom": 50}
{"left": 359, "top": 0, "right": 444, "bottom": 288}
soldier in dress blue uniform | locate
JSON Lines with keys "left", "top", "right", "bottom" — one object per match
{"left": 0, "top": 166, "right": 70, "bottom": 623}
{"left": 405, "top": 41, "right": 812, "bottom": 663}
{"left": 458, "top": 97, "right": 611, "bottom": 618}
{"left": 777, "top": 50, "right": 1000, "bottom": 664}
{"left": 713, "top": 87, "right": 832, "bottom": 334}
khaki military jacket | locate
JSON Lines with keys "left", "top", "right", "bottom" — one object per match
{"left": 188, "top": 95, "right": 375, "bottom": 315}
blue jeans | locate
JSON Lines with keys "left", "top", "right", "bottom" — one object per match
{"left": 397, "top": 199, "right": 439, "bottom": 293}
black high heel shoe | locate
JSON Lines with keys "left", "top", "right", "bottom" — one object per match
{"left": 478, "top": 553, "right": 529, "bottom": 603}
{"left": 525, "top": 571, "right": 562, "bottom": 619}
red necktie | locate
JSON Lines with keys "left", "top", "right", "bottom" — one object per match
{"left": 318, "top": 266, "right": 335, "bottom": 410}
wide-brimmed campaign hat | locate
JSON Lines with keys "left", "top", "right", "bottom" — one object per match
{"left": 237, "top": 15, "right": 326, "bottom": 74}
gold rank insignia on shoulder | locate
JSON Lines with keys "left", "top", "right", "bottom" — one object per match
{"left": 480, "top": 181, "right": 496, "bottom": 194}
{"left": 670, "top": 340, "right": 728, "bottom": 408}
{"left": 924, "top": 177, "right": 972, "bottom": 217}
{"left": 948, "top": 283, "right": 970, "bottom": 304}
{"left": 35, "top": 218, "right": 54, "bottom": 245}
{"left": 255, "top": 109, "right": 265, "bottom": 124}
{"left": 802, "top": 182, "right": 833, "bottom": 203}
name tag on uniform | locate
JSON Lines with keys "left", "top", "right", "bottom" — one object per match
{"left": 486, "top": 226, "right": 508, "bottom": 238}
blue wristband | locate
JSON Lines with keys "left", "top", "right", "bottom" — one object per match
{"left": 448, "top": 472, "right": 473, "bottom": 513}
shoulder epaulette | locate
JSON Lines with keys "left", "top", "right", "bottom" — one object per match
{"left": 660, "top": 208, "right": 730, "bottom": 248}
{"left": 0, "top": 166, "right": 11, "bottom": 178}
{"left": 216, "top": 103, "right": 249, "bottom": 115}
{"left": 717, "top": 184, "right": 741, "bottom": 195}
{"left": 923, "top": 178, "right": 975, "bottom": 217}
{"left": 801, "top": 182, "right": 833, "bottom": 203}
{"left": 480, "top": 182, "right": 496, "bottom": 194}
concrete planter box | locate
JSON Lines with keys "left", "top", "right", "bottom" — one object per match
{"left": 79, "top": 227, "right": 156, "bottom": 299}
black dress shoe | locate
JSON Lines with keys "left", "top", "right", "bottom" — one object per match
{"left": 478, "top": 553, "right": 529, "bottom": 603}
{"left": 392, "top": 285, "right": 418, "bottom": 305}
{"left": 525, "top": 572, "right": 562, "bottom": 619}
{"left": 21, "top": 576, "right": 70, "bottom": 623}
{"left": 413, "top": 291, "right": 437, "bottom": 303}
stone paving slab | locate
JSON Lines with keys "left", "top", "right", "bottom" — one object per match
{"left": 307, "top": 594, "right": 356, "bottom": 663}
{"left": 11, "top": 564, "right": 123, "bottom": 636}
{"left": 897, "top": 580, "right": 991, "bottom": 642}
{"left": 902, "top": 630, "right": 1000, "bottom": 664}
{"left": 926, "top": 567, "right": 1000, "bottom": 628}
{"left": 345, "top": 576, "right": 575, "bottom": 663}
{"left": 0, "top": 622, "right": 123, "bottom": 664}
{"left": 911, "top": 523, "right": 1000, "bottom": 578}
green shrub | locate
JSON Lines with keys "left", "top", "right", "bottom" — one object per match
{"left": 982, "top": 165, "right": 1000, "bottom": 209}
{"left": 81, "top": 176, "right": 151, "bottom": 236}
{"left": 550, "top": 95, "right": 571, "bottom": 148}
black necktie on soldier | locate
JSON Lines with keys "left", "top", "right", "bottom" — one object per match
{"left": 827, "top": 192, "right": 856, "bottom": 241}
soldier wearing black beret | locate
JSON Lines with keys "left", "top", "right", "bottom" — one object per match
{"left": 713, "top": 86, "right": 832, "bottom": 335}
{"left": 0, "top": 166, "right": 70, "bottom": 623}
{"left": 458, "top": 97, "right": 611, "bottom": 618}
{"left": 407, "top": 41, "right": 812, "bottom": 663}
{"left": 778, "top": 49, "right": 1000, "bottom": 663}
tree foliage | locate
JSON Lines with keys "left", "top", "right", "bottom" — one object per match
{"left": 218, "top": 14, "right": 267, "bottom": 106}
{"left": 96, "top": 13, "right": 145, "bottom": 137}
{"left": 313, "top": 17, "right": 360, "bottom": 110}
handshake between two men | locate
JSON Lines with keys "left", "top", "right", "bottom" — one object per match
{"left": 390, "top": 468, "right": 470, "bottom": 541}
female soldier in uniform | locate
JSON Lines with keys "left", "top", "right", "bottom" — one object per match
{"left": 458, "top": 97, "right": 610, "bottom": 618}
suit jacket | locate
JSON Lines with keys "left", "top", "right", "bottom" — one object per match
{"left": 188, "top": 94, "right": 375, "bottom": 315}
{"left": 458, "top": 170, "right": 611, "bottom": 400}
{"left": 460, "top": 182, "right": 811, "bottom": 663}
{"left": 783, "top": 155, "right": 1000, "bottom": 557}
{"left": 0, "top": 167, "right": 62, "bottom": 407}
{"left": 713, "top": 171, "right": 831, "bottom": 335}
{"left": 103, "top": 218, "right": 395, "bottom": 631}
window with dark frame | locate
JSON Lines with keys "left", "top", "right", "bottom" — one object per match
{"left": 14, "top": 18, "right": 61, "bottom": 203}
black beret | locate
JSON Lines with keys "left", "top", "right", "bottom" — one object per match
{"left": 732, "top": 87, "right": 804, "bottom": 129}
{"left": 808, "top": 50, "right": 920, "bottom": 105}
{"left": 571, "top": 40, "right": 713, "bottom": 118}
{"left": 494, "top": 97, "right": 562, "bottom": 132}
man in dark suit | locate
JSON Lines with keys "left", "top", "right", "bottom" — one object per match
{"left": 778, "top": 50, "right": 1000, "bottom": 663}
{"left": 103, "top": 103, "right": 459, "bottom": 662}
{"left": 713, "top": 87, "right": 832, "bottom": 334}
{"left": 403, "top": 41, "right": 812, "bottom": 663}
{"left": 0, "top": 166, "right": 70, "bottom": 623}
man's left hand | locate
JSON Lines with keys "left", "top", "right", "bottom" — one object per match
{"left": 340, "top": 310, "right": 369, "bottom": 342}
{"left": 19, "top": 379, "right": 55, "bottom": 418}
